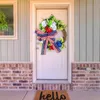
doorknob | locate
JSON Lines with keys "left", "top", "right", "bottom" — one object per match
{"left": 36, "top": 47, "right": 39, "bottom": 49}
{"left": 36, "top": 42, "right": 40, "bottom": 45}
{"left": 36, "top": 41, "right": 40, "bottom": 50}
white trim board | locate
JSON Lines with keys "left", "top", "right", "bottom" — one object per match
{"left": 30, "top": 0, "right": 74, "bottom": 83}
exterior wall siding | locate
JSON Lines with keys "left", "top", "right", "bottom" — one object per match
{"left": 75, "top": 0, "right": 100, "bottom": 61}
{"left": 0, "top": 0, "right": 99, "bottom": 62}
{"left": 0, "top": 0, "right": 30, "bottom": 61}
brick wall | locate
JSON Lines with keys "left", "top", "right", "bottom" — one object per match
{"left": 71, "top": 63, "right": 100, "bottom": 90}
{"left": 0, "top": 63, "right": 33, "bottom": 90}
{"left": 0, "top": 63, "right": 100, "bottom": 90}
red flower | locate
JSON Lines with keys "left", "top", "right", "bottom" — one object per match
{"left": 45, "top": 26, "right": 52, "bottom": 33}
{"left": 49, "top": 45, "right": 54, "bottom": 50}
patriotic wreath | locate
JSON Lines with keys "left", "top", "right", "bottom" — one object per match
{"left": 35, "top": 15, "right": 67, "bottom": 55}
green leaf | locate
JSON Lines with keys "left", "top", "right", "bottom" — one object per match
{"left": 39, "top": 23, "right": 43, "bottom": 30}
{"left": 48, "top": 20, "right": 52, "bottom": 27}
{"left": 0, "top": 10, "right": 8, "bottom": 31}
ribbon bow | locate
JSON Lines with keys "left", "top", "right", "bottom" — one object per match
{"left": 35, "top": 29, "right": 61, "bottom": 55}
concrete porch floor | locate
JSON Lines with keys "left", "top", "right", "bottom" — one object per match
{"left": 0, "top": 90, "right": 100, "bottom": 100}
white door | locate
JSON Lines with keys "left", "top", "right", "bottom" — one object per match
{"left": 36, "top": 9, "right": 68, "bottom": 80}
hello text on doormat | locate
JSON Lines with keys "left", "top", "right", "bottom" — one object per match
{"left": 34, "top": 90, "right": 70, "bottom": 100}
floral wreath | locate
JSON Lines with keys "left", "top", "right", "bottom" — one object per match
{"left": 35, "top": 15, "right": 67, "bottom": 55}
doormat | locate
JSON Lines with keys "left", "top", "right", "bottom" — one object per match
{"left": 34, "top": 90, "right": 70, "bottom": 100}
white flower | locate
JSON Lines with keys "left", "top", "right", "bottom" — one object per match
{"left": 50, "top": 22, "right": 57, "bottom": 30}
{"left": 41, "top": 20, "right": 47, "bottom": 27}
{"left": 52, "top": 22, "right": 56, "bottom": 25}
{"left": 52, "top": 25, "right": 57, "bottom": 30}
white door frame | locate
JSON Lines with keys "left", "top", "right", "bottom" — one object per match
{"left": 30, "top": 0, "right": 74, "bottom": 83}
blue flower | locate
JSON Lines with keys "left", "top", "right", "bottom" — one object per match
{"left": 56, "top": 41, "right": 62, "bottom": 47}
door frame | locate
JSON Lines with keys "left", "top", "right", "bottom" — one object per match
{"left": 30, "top": 0, "right": 74, "bottom": 83}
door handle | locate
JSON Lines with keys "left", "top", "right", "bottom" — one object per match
{"left": 36, "top": 42, "right": 40, "bottom": 45}
{"left": 36, "top": 47, "right": 39, "bottom": 49}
